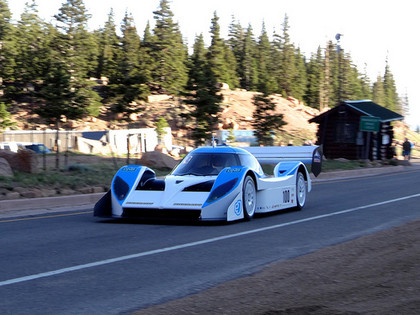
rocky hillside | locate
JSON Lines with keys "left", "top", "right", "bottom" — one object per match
{"left": 9, "top": 88, "right": 321, "bottom": 147}
{"left": 218, "top": 90, "right": 320, "bottom": 144}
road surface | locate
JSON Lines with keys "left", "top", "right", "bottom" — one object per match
{"left": 1, "top": 169, "right": 419, "bottom": 314}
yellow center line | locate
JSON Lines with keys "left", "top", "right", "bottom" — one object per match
{"left": 0, "top": 211, "right": 92, "bottom": 223}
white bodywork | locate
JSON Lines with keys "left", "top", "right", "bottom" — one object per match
{"left": 95, "top": 146, "right": 318, "bottom": 222}
{"left": 110, "top": 164, "right": 311, "bottom": 221}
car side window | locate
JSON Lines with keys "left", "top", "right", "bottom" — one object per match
{"left": 239, "top": 154, "right": 263, "bottom": 175}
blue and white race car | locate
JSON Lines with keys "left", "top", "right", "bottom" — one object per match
{"left": 94, "top": 146, "right": 321, "bottom": 221}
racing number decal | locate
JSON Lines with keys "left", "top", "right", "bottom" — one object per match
{"left": 283, "top": 189, "right": 291, "bottom": 204}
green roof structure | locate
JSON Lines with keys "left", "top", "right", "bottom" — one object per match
{"left": 310, "top": 100, "right": 404, "bottom": 123}
{"left": 344, "top": 100, "right": 403, "bottom": 122}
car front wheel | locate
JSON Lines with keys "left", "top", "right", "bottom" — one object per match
{"left": 243, "top": 175, "right": 256, "bottom": 220}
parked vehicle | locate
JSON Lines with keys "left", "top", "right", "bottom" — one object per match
{"left": 0, "top": 142, "right": 26, "bottom": 152}
{"left": 23, "top": 143, "right": 51, "bottom": 154}
{"left": 0, "top": 142, "right": 51, "bottom": 154}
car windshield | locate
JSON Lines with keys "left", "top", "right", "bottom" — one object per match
{"left": 171, "top": 153, "right": 240, "bottom": 176}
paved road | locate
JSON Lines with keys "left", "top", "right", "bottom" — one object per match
{"left": 1, "top": 169, "right": 420, "bottom": 314}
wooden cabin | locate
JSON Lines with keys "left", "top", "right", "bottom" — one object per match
{"left": 309, "top": 100, "right": 403, "bottom": 160}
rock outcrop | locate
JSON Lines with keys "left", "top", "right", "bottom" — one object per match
{"left": 0, "top": 157, "right": 13, "bottom": 177}
{"left": 138, "top": 151, "right": 180, "bottom": 170}
{"left": 0, "top": 149, "right": 38, "bottom": 173}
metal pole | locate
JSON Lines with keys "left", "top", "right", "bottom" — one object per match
{"left": 126, "top": 134, "right": 130, "bottom": 165}
{"left": 365, "top": 132, "right": 371, "bottom": 160}
{"left": 43, "top": 129, "right": 47, "bottom": 170}
{"left": 55, "top": 122, "right": 60, "bottom": 170}
{"left": 65, "top": 132, "right": 69, "bottom": 166}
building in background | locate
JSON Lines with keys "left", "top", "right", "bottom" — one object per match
{"left": 1, "top": 128, "right": 172, "bottom": 155}
{"left": 309, "top": 100, "right": 403, "bottom": 160}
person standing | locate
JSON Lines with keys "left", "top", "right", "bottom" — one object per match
{"left": 402, "top": 138, "right": 412, "bottom": 160}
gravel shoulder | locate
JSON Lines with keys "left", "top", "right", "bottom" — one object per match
{"left": 136, "top": 218, "right": 420, "bottom": 314}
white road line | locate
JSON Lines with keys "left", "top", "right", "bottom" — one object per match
{"left": 2, "top": 193, "right": 420, "bottom": 287}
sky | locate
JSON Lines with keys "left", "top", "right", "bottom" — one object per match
{"left": 8, "top": 0, "right": 420, "bottom": 130}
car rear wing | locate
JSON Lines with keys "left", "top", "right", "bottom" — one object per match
{"left": 241, "top": 145, "right": 323, "bottom": 177}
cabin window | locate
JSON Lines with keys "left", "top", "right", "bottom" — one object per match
{"left": 334, "top": 121, "right": 357, "bottom": 143}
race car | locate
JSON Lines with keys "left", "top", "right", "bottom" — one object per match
{"left": 94, "top": 146, "right": 321, "bottom": 222}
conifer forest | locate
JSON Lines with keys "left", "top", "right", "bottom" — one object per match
{"left": 0, "top": 0, "right": 406, "bottom": 145}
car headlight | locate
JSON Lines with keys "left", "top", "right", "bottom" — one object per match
{"left": 205, "top": 178, "right": 238, "bottom": 204}
{"left": 113, "top": 176, "right": 130, "bottom": 201}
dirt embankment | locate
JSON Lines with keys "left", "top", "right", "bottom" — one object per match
{"left": 10, "top": 89, "right": 321, "bottom": 144}
{"left": 136, "top": 218, "right": 420, "bottom": 314}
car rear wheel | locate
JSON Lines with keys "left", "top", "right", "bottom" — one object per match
{"left": 296, "top": 172, "right": 307, "bottom": 210}
{"left": 243, "top": 175, "right": 256, "bottom": 220}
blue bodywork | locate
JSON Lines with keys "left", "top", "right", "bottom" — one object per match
{"left": 94, "top": 146, "right": 318, "bottom": 221}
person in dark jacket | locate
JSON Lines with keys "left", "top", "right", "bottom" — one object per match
{"left": 402, "top": 138, "right": 412, "bottom": 160}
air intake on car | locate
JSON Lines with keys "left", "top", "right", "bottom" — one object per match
{"left": 136, "top": 179, "right": 165, "bottom": 191}
{"left": 183, "top": 180, "right": 215, "bottom": 192}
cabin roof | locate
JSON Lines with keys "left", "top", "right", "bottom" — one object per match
{"left": 310, "top": 100, "right": 404, "bottom": 123}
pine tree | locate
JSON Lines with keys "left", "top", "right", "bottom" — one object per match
{"left": 186, "top": 34, "right": 222, "bottom": 146}
{"left": 154, "top": 116, "right": 169, "bottom": 144}
{"left": 337, "top": 52, "right": 370, "bottom": 103}
{"left": 325, "top": 41, "right": 340, "bottom": 106}
{"left": 372, "top": 75, "right": 386, "bottom": 106}
{"left": 256, "top": 22, "right": 277, "bottom": 93}
{"left": 276, "top": 14, "right": 296, "bottom": 97}
{"left": 38, "top": 0, "right": 101, "bottom": 125}
{"left": 347, "top": 66, "right": 362, "bottom": 100}
{"left": 189, "top": 70, "right": 222, "bottom": 146}
{"left": 222, "top": 43, "right": 239, "bottom": 89}
{"left": 252, "top": 73, "right": 286, "bottom": 146}
{"left": 240, "top": 24, "right": 258, "bottom": 90}
{"left": 319, "top": 43, "right": 331, "bottom": 110}
{"left": 139, "top": 21, "right": 155, "bottom": 84}
{"left": 305, "top": 47, "right": 323, "bottom": 108}
{"left": 95, "top": 9, "right": 120, "bottom": 79}
{"left": 383, "top": 59, "right": 399, "bottom": 112}
{"left": 14, "top": 1, "right": 54, "bottom": 90}
{"left": 228, "top": 16, "right": 244, "bottom": 68}
{"left": 119, "top": 12, "right": 142, "bottom": 81}
{"left": 226, "top": 128, "right": 236, "bottom": 144}
{"left": 226, "top": 16, "right": 244, "bottom": 89}
{"left": 53, "top": 0, "right": 97, "bottom": 76}
{"left": 337, "top": 51, "right": 354, "bottom": 102}
{"left": 0, "top": 102, "right": 14, "bottom": 129}
{"left": 292, "top": 47, "right": 307, "bottom": 101}
{"left": 357, "top": 64, "right": 372, "bottom": 100}
{"left": 399, "top": 92, "right": 409, "bottom": 117}
{"left": 37, "top": 64, "right": 101, "bottom": 123}
{"left": 187, "top": 33, "right": 207, "bottom": 90}
{"left": 207, "top": 12, "right": 228, "bottom": 85}
{"left": 0, "top": 0, "right": 16, "bottom": 95}
{"left": 152, "top": 0, "right": 188, "bottom": 93}
{"left": 36, "top": 62, "right": 100, "bottom": 169}
{"left": 252, "top": 91, "right": 286, "bottom": 146}
{"left": 0, "top": 0, "right": 11, "bottom": 40}
{"left": 142, "top": 21, "right": 154, "bottom": 48}
{"left": 107, "top": 11, "right": 149, "bottom": 114}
